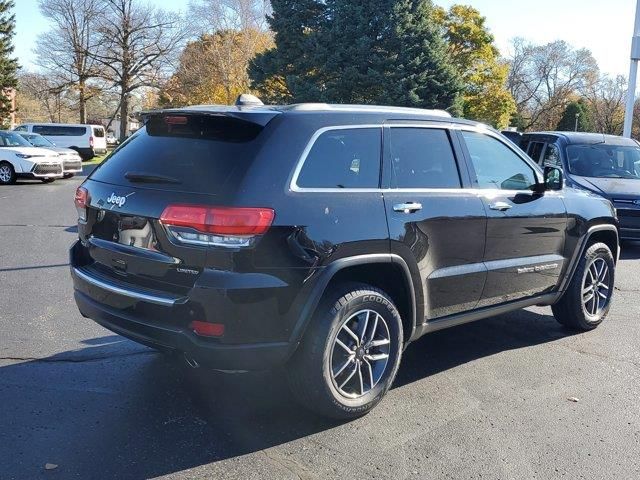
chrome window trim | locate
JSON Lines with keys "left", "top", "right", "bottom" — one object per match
{"left": 288, "top": 122, "right": 544, "bottom": 193}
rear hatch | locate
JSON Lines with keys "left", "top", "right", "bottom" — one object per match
{"left": 91, "top": 126, "right": 107, "bottom": 151}
{"left": 75, "top": 110, "right": 279, "bottom": 294}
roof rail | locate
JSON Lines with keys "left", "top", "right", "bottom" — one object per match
{"left": 284, "top": 103, "right": 452, "bottom": 118}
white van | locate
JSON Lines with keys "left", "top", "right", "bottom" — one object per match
{"left": 13, "top": 123, "right": 108, "bottom": 160}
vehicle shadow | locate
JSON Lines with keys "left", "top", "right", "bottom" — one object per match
{"left": 1, "top": 309, "right": 571, "bottom": 479}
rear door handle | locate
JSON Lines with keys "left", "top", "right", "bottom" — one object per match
{"left": 488, "top": 201, "right": 512, "bottom": 211}
{"left": 393, "top": 202, "right": 423, "bottom": 213}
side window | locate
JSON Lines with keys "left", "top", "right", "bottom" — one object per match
{"left": 14, "top": 125, "right": 27, "bottom": 132}
{"left": 461, "top": 131, "right": 537, "bottom": 191}
{"left": 297, "top": 128, "right": 381, "bottom": 189}
{"left": 527, "top": 141, "right": 545, "bottom": 163}
{"left": 542, "top": 144, "right": 561, "bottom": 167}
{"left": 389, "top": 128, "right": 461, "bottom": 188}
{"left": 32, "top": 125, "right": 50, "bottom": 135}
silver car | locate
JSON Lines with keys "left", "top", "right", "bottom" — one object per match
{"left": 17, "top": 132, "right": 83, "bottom": 178}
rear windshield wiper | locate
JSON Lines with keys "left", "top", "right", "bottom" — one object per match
{"left": 124, "top": 172, "right": 182, "bottom": 184}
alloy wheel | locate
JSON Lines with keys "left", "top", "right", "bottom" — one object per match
{"left": 329, "top": 309, "right": 391, "bottom": 399}
{"left": 0, "top": 165, "right": 12, "bottom": 183}
{"left": 582, "top": 257, "right": 611, "bottom": 317}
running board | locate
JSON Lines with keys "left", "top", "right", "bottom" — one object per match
{"left": 413, "top": 293, "right": 560, "bottom": 339}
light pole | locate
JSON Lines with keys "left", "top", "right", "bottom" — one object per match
{"left": 574, "top": 113, "right": 580, "bottom": 132}
{"left": 623, "top": 0, "right": 640, "bottom": 138}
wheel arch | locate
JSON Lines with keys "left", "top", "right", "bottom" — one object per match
{"left": 0, "top": 158, "right": 18, "bottom": 172}
{"left": 558, "top": 223, "right": 619, "bottom": 294}
{"left": 289, "top": 254, "right": 418, "bottom": 352}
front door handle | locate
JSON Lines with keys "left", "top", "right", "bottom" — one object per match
{"left": 488, "top": 201, "right": 512, "bottom": 211}
{"left": 393, "top": 202, "right": 423, "bottom": 213}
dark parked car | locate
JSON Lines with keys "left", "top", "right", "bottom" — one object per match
{"left": 501, "top": 130, "right": 522, "bottom": 144}
{"left": 70, "top": 104, "right": 619, "bottom": 419}
{"left": 521, "top": 132, "right": 640, "bottom": 242}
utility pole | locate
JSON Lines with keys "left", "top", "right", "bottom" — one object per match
{"left": 575, "top": 113, "right": 580, "bottom": 132}
{"left": 623, "top": 0, "right": 640, "bottom": 138}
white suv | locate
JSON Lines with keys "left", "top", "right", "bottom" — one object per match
{"left": 13, "top": 123, "right": 108, "bottom": 160}
{"left": 0, "top": 131, "right": 63, "bottom": 185}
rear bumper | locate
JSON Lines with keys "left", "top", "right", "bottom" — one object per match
{"left": 74, "top": 290, "right": 291, "bottom": 370}
{"left": 69, "top": 240, "right": 303, "bottom": 370}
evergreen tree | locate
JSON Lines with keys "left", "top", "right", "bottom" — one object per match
{"left": 0, "top": 0, "right": 18, "bottom": 127}
{"left": 557, "top": 99, "right": 593, "bottom": 132}
{"left": 250, "top": 0, "right": 461, "bottom": 110}
{"left": 249, "top": 0, "right": 326, "bottom": 103}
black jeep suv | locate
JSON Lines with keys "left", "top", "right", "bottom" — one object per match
{"left": 70, "top": 104, "right": 619, "bottom": 419}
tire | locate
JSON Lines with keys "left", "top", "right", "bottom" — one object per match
{"left": 552, "top": 242, "right": 615, "bottom": 331}
{"left": 41, "top": 178, "right": 56, "bottom": 183}
{"left": 63, "top": 173, "right": 74, "bottom": 179}
{"left": 287, "top": 282, "right": 403, "bottom": 419}
{"left": 0, "top": 161, "right": 16, "bottom": 185}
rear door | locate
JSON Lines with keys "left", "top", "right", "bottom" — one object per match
{"left": 77, "top": 113, "right": 275, "bottom": 294}
{"left": 382, "top": 124, "right": 487, "bottom": 320}
{"left": 91, "top": 126, "right": 107, "bottom": 151}
{"left": 457, "top": 129, "right": 568, "bottom": 307}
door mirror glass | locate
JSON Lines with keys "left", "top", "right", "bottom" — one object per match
{"left": 544, "top": 166, "right": 563, "bottom": 191}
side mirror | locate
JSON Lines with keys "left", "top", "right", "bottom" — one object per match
{"left": 544, "top": 166, "right": 563, "bottom": 191}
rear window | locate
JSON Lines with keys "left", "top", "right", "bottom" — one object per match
{"left": 33, "top": 125, "right": 87, "bottom": 136}
{"left": 93, "top": 127, "right": 105, "bottom": 137}
{"left": 89, "top": 115, "right": 265, "bottom": 194}
{"left": 296, "top": 128, "right": 381, "bottom": 189}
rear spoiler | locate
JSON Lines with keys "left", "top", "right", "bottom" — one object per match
{"left": 139, "top": 106, "right": 281, "bottom": 128}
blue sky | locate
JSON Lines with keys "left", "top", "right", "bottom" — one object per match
{"left": 14, "top": 0, "right": 637, "bottom": 77}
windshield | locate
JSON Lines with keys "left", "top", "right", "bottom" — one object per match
{"left": 0, "top": 131, "right": 34, "bottom": 147}
{"left": 21, "top": 133, "right": 54, "bottom": 147}
{"left": 567, "top": 144, "right": 640, "bottom": 179}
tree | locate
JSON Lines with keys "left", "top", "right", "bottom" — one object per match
{"left": 0, "top": 0, "right": 18, "bottom": 127}
{"left": 251, "top": 0, "right": 461, "bottom": 110}
{"left": 17, "top": 72, "right": 76, "bottom": 123}
{"left": 159, "top": 30, "right": 273, "bottom": 106}
{"left": 249, "top": 0, "right": 327, "bottom": 103}
{"left": 91, "top": 0, "right": 184, "bottom": 139}
{"left": 556, "top": 99, "right": 593, "bottom": 132}
{"left": 585, "top": 75, "right": 626, "bottom": 135}
{"left": 507, "top": 39, "right": 599, "bottom": 131}
{"left": 36, "top": 0, "right": 103, "bottom": 123}
{"left": 434, "top": 5, "right": 515, "bottom": 128}
{"left": 160, "top": 0, "right": 273, "bottom": 106}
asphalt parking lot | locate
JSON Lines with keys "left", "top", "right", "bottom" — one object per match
{"left": 1, "top": 170, "right": 639, "bottom": 479}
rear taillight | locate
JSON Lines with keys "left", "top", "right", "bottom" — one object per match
{"left": 89, "top": 136, "right": 94, "bottom": 147}
{"left": 160, "top": 205, "right": 274, "bottom": 248}
{"left": 75, "top": 186, "right": 89, "bottom": 222}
